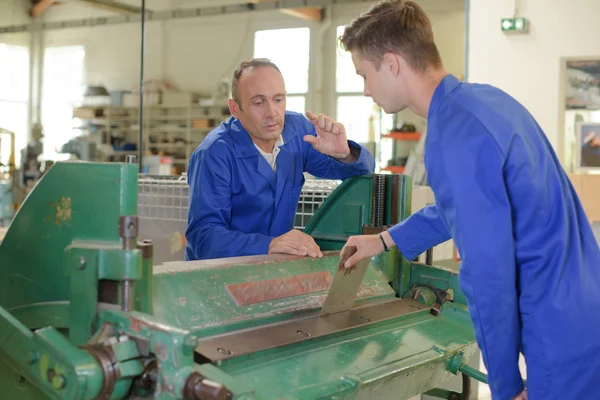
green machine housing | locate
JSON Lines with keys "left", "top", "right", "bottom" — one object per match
{"left": 0, "top": 161, "right": 488, "bottom": 400}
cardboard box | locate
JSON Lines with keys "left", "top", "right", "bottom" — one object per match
{"left": 73, "top": 107, "right": 103, "bottom": 119}
{"left": 568, "top": 173, "right": 600, "bottom": 222}
{"left": 162, "top": 92, "right": 200, "bottom": 105}
{"left": 580, "top": 174, "right": 600, "bottom": 222}
{"left": 143, "top": 155, "right": 173, "bottom": 175}
{"left": 192, "top": 119, "right": 213, "bottom": 129}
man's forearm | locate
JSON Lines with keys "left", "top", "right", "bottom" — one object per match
{"left": 387, "top": 204, "right": 452, "bottom": 261}
{"left": 189, "top": 224, "right": 273, "bottom": 260}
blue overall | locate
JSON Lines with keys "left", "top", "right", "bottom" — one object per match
{"left": 185, "top": 111, "right": 375, "bottom": 261}
{"left": 389, "top": 75, "right": 600, "bottom": 399}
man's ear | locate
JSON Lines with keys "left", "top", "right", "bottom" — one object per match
{"left": 228, "top": 98, "right": 241, "bottom": 118}
{"left": 382, "top": 52, "right": 400, "bottom": 77}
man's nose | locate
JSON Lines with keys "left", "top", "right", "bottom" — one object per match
{"left": 267, "top": 100, "right": 279, "bottom": 116}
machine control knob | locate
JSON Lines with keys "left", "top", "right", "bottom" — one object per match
{"left": 184, "top": 372, "right": 231, "bottom": 400}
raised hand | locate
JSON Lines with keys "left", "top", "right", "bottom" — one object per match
{"left": 304, "top": 111, "right": 351, "bottom": 160}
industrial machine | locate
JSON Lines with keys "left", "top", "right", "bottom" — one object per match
{"left": 0, "top": 161, "right": 488, "bottom": 400}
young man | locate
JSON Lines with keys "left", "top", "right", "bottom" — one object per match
{"left": 185, "top": 58, "right": 375, "bottom": 261}
{"left": 338, "top": 1, "right": 600, "bottom": 399}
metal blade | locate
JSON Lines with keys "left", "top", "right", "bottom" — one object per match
{"left": 320, "top": 246, "right": 370, "bottom": 316}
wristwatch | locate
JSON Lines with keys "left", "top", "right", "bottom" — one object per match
{"left": 378, "top": 233, "right": 390, "bottom": 252}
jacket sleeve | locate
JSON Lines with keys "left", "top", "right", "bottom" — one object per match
{"left": 302, "top": 118, "right": 375, "bottom": 179}
{"left": 185, "top": 143, "right": 273, "bottom": 260}
{"left": 386, "top": 204, "right": 452, "bottom": 261}
{"left": 429, "top": 128, "right": 524, "bottom": 400}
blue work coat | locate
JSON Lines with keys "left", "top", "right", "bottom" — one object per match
{"left": 389, "top": 75, "right": 600, "bottom": 399}
{"left": 185, "top": 111, "right": 375, "bottom": 261}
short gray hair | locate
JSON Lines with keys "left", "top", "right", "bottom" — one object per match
{"left": 231, "top": 58, "right": 282, "bottom": 109}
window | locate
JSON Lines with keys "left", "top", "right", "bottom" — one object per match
{"left": 334, "top": 26, "right": 394, "bottom": 165}
{"left": 41, "top": 46, "right": 85, "bottom": 160}
{"left": 335, "top": 26, "right": 377, "bottom": 144}
{"left": 0, "top": 44, "right": 29, "bottom": 166}
{"left": 336, "top": 96, "right": 378, "bottom": 144}
{"left": 254, "top": 28, "right": 310, "bottom": 113}
{"left": 335, "top": 26, "right": 363, "bottom": 94}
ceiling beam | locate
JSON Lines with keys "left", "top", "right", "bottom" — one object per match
{"left": 30, "top": 0, "right": 56, "bottom": 18}
{"left": 1, "top": 0, "right": 364, "bottom": 34}
{"left": 69, "top": 0, "right": 144, "bottom": 14}
{"left": 280, "top": 7, "right": 324, "bottom": 22}
{"left": 250, "top": 0, "right": 324, "bottom": 22}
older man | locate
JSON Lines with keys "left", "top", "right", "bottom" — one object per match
{"left": 185, "top": 58, "right": 375, "bottom": 261}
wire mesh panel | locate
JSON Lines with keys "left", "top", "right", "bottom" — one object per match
{"left": 294, "top": 179, "right": 340, "bottom": 229}
{"left": 138, "top": 175, "right": 340, "bottom": 227}
{"left": 138, "top": 175, "right": 189, "bottom": 264}
{"left": 138, "top": 175, "right": 189, "bottom": 221}
{"left": 137, "top": 175, "right": 340, "bottom": 264}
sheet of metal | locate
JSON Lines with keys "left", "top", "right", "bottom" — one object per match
{"left": 194, "top": 298, "right": 429, "bottom": 363}
{"left": 320, "top": 246, "right": 369, "bottom": 316}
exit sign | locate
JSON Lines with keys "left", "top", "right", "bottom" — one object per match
{"left": 501, "top": 17, "right": 529, "bottom": 33}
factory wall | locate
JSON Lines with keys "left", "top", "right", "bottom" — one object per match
{"left": 0, "top": 0, "right": 30, "bottom": 46}
{"left": 468, "top": 0, "right": 600, "bottom": 162}
{"left": 35, "top": 2, "right": 465, "bottom": 117}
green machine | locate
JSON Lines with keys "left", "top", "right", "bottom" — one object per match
{"left": 0, "top": 161, "right": 488, "bottom": 400}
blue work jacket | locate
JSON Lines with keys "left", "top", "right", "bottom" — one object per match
{"left": 185, "top": 111, "right": 375, "bottom": 261}
{"left": 389, "top": 75, "right": 600, "bottom": 399}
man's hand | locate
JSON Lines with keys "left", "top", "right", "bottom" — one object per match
{"left": 304, "top": 111, "right": 354, "bottom": 161}
{"left": 512, "top": 390, "right": 527, "bottom": 400}
{"left": 269, "top": 229, "right": 323, "bottom": 258}
{"left": 340, "top": 231, "right": 395, "bottom": 268}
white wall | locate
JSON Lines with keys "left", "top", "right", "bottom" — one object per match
{"left": 35, "top": 0, "right": 465, "bottom": 117}
{"left": 468, "top": 0, "right": 600, "bottom": 162}
{"left": 0, "top": 0, "right": 465, "bottom": 161}
{"left": 0, "top": 0, "right": 30, "bottom": 46}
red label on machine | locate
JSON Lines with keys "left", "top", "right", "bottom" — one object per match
{"left": 226, "top": 272, "right": 333, "bottom": 306}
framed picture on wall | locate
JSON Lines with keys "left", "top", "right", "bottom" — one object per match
{"left": 575, "top": 122, "right": 600, "bottom": 170}
{"left": 566, "top": 60, "right": 600, "bottom": 110}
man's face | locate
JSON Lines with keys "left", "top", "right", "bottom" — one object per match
{"left": 591, "top": 136, "right": 600, "bottom": 148}
{"left": 229, "top": 66, "right": 286, "bottom": 146}
{"left": 352, "top": 50, "right": 408, "bottom": 114}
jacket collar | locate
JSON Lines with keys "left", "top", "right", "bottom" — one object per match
{"left": 227, "top": 114, "right": 299, "bottom": 158}
{"left": 428, "top": 74, "right": 461, "bottom": 120}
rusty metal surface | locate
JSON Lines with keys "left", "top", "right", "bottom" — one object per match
{"left": 194, "top": 298, "right": 429, "bottom": 363}
{"left": 361, "top": 225, "right": 389, "bottom": 235}
{"left": 150, "top": 252, "right": 395, "bottom": 332}
{"left": 226, "top": 271, "right": 333, "bottom": 306}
